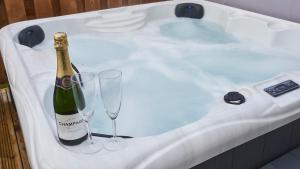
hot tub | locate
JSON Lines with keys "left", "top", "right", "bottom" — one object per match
{"left": 1, "top": 0, "right": 300, "bottom": 168}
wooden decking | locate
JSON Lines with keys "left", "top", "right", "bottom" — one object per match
{"left": 0, "top": 88, "right": 30, "bottom": 169}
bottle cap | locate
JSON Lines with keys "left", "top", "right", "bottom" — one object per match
{"left": 54, "top": 32, "right": 68, "bottom": 49}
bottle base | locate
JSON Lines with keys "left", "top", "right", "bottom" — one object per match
{"left": 59, "top": 134, "right": 88, "bottom": 146}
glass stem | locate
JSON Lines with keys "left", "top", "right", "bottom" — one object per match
{"left": 112, "top": 119, "right": 117, "bottom": 141}
{"left": 86, "top": 120, "right": 93, "bottom": 144}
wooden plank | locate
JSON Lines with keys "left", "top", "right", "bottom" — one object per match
{"left": 33, "top": 0, "right": 54, "bottom": 18}
{"left": 23, "top": 0, "right": 35, "bottom": 20}
{"left": 3, "top": 0, "right": 27, "bottom": 23}
{"left": 0, "top": 53, "right": 7, "bottom": 84}
{"left": 142, "top": 0, "right": 160, "bottom": 3}
{"left": 76, "top": 0, "right": 85, "bottom": 12}
{"left": 59, "top": 0, "right": 80, "bottom": 15}
{"left": 100, "top": 0, "right": 108, "bottom": 9}
{"left": 0, "top": 0, "right": 8, "bottom": 28}
{"left": 51, "top": 0, "right": 61, "bottom": 16}
{"left": 85, "top": 0, "right": 101, "bottom": 11}
{"left": 128, "top": 0, "right": 141, "bottom": 5}
{"left": 107, "top": 0, "right": 123, "bottom": 8}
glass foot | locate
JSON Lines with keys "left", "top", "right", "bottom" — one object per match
{"left": 61, "top": 137, "right": 103, "bottom": 154}
{"left": 104, "top": 137, "right": 127, "bottom": 151}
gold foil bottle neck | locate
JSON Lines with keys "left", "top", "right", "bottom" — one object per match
{"left": 54, "top": 32, "right": 68, "bottom": 49}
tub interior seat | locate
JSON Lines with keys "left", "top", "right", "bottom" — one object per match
{"left": 85, "top": 12, "right": 147, "bottom": 32}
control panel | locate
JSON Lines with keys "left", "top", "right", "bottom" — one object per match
{"left": 264, "top": 80, "right": 299, "bottom": 97}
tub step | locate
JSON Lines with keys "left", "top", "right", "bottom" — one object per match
{"left": 260, "top": 146, "right": 300, "bottom": 169}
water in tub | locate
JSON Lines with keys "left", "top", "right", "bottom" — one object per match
{"left": 36, "top": 18, "right": 300, "bottom": 137}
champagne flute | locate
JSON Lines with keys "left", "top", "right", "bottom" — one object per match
{"left": 99, "top": 69, "right": 126, "bottom": 151}
{"left": 71, "top": 72, "right": 102, "bottom": 153}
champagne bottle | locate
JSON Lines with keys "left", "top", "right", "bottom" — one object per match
{"left": 53, "top": 32, "right": 87, "bottom": 146}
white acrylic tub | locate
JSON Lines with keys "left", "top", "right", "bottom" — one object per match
{"left": 1, "top": 0, "right": 300, "bottom": 168}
